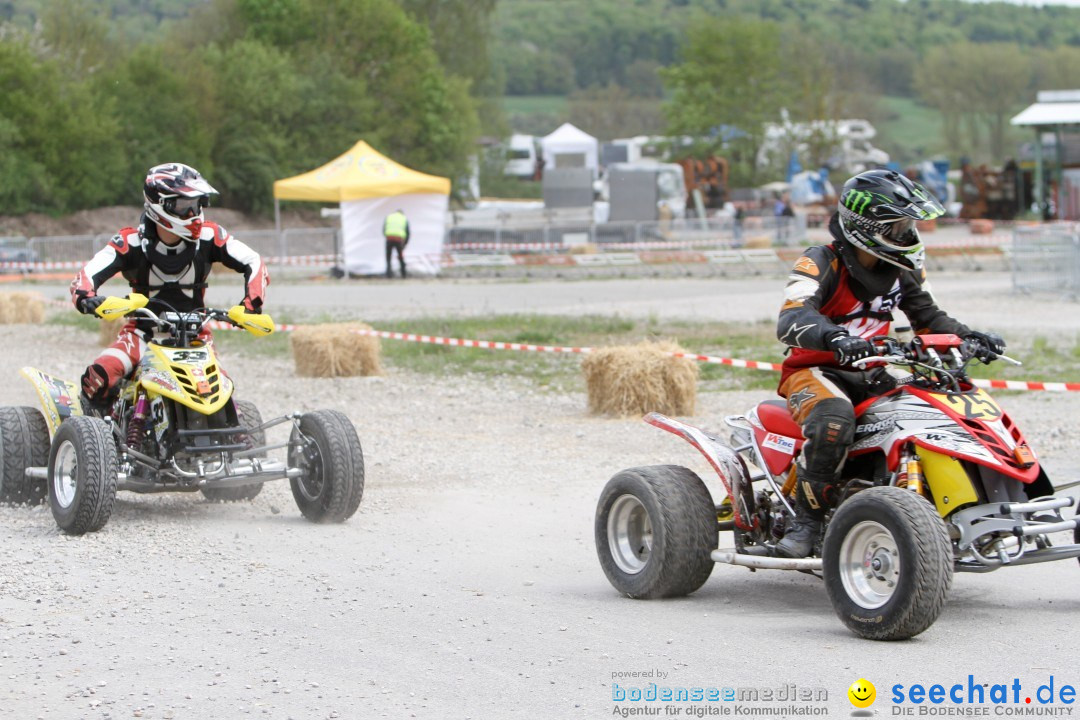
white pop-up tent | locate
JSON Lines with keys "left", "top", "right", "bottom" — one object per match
{"left": 540, "top": 123, "right": 599, "bottom": 176}
{"left": 273, "top": 141, "right": 450, "bottom": 275}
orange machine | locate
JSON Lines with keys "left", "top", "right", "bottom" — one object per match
{"left": 677, "top": 155, "right": 730, "bottom": 210}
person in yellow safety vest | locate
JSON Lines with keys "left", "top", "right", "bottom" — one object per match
{"left": 383, "top": 209, "right": 410, "bottom": 278}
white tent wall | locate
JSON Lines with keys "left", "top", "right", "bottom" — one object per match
{"left": 341, "top": 193, "right": 448, "bottom": 276}
{"left": 540, "top": 123, "right": 599, "bottom": 176}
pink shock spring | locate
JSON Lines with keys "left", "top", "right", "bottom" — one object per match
{"left": 127, "top": 395, "right": 149, "bottom": 447}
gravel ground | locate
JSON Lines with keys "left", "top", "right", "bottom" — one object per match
{"left": 2, "top": 296, "right": 1080, "bottom": 719}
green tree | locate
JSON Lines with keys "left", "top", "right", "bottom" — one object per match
{"left": 567, "top": 84, "right": 665, "bottom": 141}
{"left": 661, "top": 16, "right": 787, "bottom": 183}
{"left": 915, "top": 42, "right": 1032, "bottom": 162}
{"left": 0, "top": 37, "right": 125, "bottom": 213}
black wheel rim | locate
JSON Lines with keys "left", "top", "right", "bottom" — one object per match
{"left": 296, "top": 438, "right": 325, "bottom": 502}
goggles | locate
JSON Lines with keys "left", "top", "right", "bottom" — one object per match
{"left": 164, "top": 196, "right": 207, "bottom": 220}
{"left": 875, "top": 218, "right": 919, "bottom": 249}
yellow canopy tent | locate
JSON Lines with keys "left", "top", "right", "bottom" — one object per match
{"left": 273, "top": 141, "right": 451, "bottom": 275}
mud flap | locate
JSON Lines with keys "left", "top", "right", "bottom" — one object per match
{"left": 20, "top": 367, "right": 84, "bottom": 436}
{"left": 1025, "top": 465, "right": 1056, "bottom": 501}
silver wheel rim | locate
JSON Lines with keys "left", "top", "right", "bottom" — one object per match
{"left": 608, "top": 494, "right": 653, "bottom": 574}
{"left": 52, "top": 440, "right": 78, "bottom": 509}
{"left": 838, "top": 520, "right": 900, "bottom": 610}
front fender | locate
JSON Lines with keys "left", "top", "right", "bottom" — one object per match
{"left": 20, "top": 367, "right": 83, "bottom": 436}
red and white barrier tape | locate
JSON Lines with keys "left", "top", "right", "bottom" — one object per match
{"left": 445, "top": 238, "right": 731, "bottom": 252}
{"left": 35, "top": 295, "right": 1077, "bottom": 392}
{"left": 0, "top": 254, "right": 341, "bottom": 272}
{"left": 210, "top": 321, "right": 1076, "bottom": 393}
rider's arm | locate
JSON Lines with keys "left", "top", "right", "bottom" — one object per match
{"left": 69, "top": 229, "right": 137, "bottom": 312}
{"left": 207, "top": 223, "right": 269, "bottom": 312}
{"left": 898, "top": 269, "right": 971, "bottom": 337}
{"left": 776, "top": 245, "right": 846, "bottom": 349}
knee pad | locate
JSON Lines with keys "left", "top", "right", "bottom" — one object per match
{"left": 800, "top": 398, "right": 855, "bottom": 477}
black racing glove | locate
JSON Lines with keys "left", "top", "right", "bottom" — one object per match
{"left": 964, "top": 331, "right": 1006, "bottom": 362}
{"left": 77, "top": 295, "right": 106, "bottom": 316}
{"left": 829, "top": 334, "right": 875, "bottom": 366}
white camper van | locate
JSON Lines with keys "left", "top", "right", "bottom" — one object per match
{"left": 504, "top": 134, "right": 538, "bottom": 179}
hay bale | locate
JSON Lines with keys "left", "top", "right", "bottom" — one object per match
{"left": 743, "top": 235, "right": 773, "bottom": 249}
{"left": 0, "top": 292, "right": 45, "bottom": 324}
{"left": 969, "top": 219, "right": 995, "bottom": 235}
{"left": 581, "top": 341, "right": 698, "bottom": 417}
{"left": 290, "top": 322, "right": 382, "bottom": 377}
{"left": 98, "top": 317, "right": 126, "bottom": 347}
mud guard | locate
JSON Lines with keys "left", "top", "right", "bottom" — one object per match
{"left": 20, "top": 367, "right": 84, "bottom": 436}
{"left": 643, "top": 412, "right": 755, "bottom": 530}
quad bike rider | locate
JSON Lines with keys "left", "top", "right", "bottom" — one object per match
{"left": 772, "top": 169, "right": 1010, "bottom": 558}
{"left": 71, "top": 162, "right": 269, "bottom": 416}
{"left": 594, "top": 170, "right": 1078, "bottom": 640}
{"left": 1, "top": 163, "right": 365, "bottom": 533}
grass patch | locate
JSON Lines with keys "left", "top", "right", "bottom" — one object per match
{"left": 501, "top": 95, "right": 568, "bottom": 116}
{"left": 50, "top": 306, "right": 1075, "bottom": 396}
{"left": 373, "top": 314, "right": 785, "bottom": 393}
{"left": 965, "top": 334, "right": 1080, "bottom": 386}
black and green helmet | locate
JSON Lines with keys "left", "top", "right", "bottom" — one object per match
{"left": 837, "top": 169, "right": 945, "bottom": 272}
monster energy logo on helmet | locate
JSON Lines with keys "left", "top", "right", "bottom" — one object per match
{"left": 836, "top": 169, "right": 944, "bottom": 274}
{"left": 844, "top": 189, "right": 876, "bottom": 215}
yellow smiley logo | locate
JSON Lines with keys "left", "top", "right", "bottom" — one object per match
{"left": 848, "top": 679, "right": 876, "bottom": 708}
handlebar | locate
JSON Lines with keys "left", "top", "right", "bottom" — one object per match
{"left": 844, "top": 334, "right": 1021, "bottom": 392}
{"left": 97, "top": 295, "right": 274, "bottom": 337}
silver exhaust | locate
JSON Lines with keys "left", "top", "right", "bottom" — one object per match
{"left": 711, "top": 549, "right": 823, "bottom": 571}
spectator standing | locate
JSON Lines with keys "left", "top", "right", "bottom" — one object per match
{"left": 383, "top": 209, "right": 410, "bottom": 278}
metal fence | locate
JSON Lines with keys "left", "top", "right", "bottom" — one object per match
{"left": 3, "top": 228, "right": 339, "bottom": 270}
{"left": 445, "top": 214, "right": 807, "bottom": 249}
{"left": 1011, "top": 224, "right": 1080, "bottom": 297}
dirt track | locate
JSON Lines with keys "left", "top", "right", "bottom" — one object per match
{"left": 2, "top": 277, "right": 1079, "bottom": 720}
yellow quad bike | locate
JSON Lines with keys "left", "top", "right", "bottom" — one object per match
{"left": 3, "top": 294, "right": 364, "bottom": 535}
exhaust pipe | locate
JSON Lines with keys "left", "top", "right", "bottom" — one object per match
{"left": 711, "top": 549, "right": 823, "bottom": 571}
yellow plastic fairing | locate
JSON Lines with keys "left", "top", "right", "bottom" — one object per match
{"left": 94, "top": 293, "right": 149, "bottom": 320}
{"left": 227, "top": 306, "right": 275, "bottom": 336}
{"left": 919, "top": 447, "right": 980, "bottom": 517}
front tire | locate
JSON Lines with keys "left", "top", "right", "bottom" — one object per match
{"left": 48, "top": 416, "right": 118, "bottom": 535}
{"left": 288, "top": 410, "right": 364, "bottom": 523}
{"left": 201, "top": 399, "right": 265, "bottom": 503}
{"left": 595, "top": 465, "right": 716, "bottom": 599}
{"left": 0, "top": 406, "right": 51, "bottom": 505}
{"left": 823, "top": 486, "right": 953, "bottom": 641}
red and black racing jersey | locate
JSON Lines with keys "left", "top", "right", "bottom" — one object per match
{"left": 70, "top": 219, "right": 268, "bottom": 314}
{"left": 777, "top": 215, "right": 968, "bottom": 386}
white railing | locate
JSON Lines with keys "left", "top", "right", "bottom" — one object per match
{"left": 1011, "top": 224, "right": 1080, "bottom": 297}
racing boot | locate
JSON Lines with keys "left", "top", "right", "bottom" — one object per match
{"left": 775, "top": 474, "right": 831, "bottom": 559}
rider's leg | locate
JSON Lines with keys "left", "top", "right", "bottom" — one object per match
{"left": 80, "top": 322, "right": 146, "bottom": 414}
{"left": 776, "top": 368, "right": 856, "bottom": 558}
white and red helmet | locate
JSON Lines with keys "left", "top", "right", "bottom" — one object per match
{"left": 143, "top": 163, "right": 218, "bottom": 241}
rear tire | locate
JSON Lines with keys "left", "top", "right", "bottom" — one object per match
{"left": 823, "top": 486, "right": 952, "bottom": 641}
{"left": 200, "top": 399, "right": 265, "bottom": 503}
{"left": 595, "top": 465, "right": 716, "bottom": 599}
{"left": 48, "top": 416, "right": 118, "bottom": 535}
{"left": 288, "top": 410, "right": 364, "bottom": 523}
{"left": 0, "top": 406, "right": 51, "bottom": 505}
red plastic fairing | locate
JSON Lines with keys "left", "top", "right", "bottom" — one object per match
{"left": 915, "top": 334, "right": 963, "bottom": 350}
{"left": 643, "top": 412, "right": 758, "bottom": 530}
{"left": 905, "top": 385, "right": 1041, "bottom": 483}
